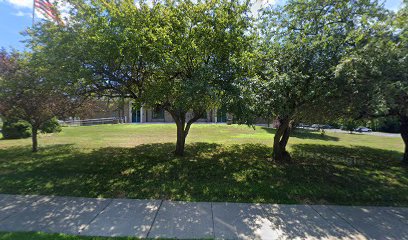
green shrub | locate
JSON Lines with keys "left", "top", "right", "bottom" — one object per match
{"left": 368, "top": 117, "right": 401, "bottom": 133}
{"left": 2, "top": 120, "right": 32, "bottom": 139}
{"left": 339, "top": 118, "right": 360, "bottom": 133}
{"left": 41, "top": 117, "right": 62, "bottom": 133}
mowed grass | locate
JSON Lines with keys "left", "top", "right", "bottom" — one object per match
{"left": 0, "top": 123, "right": 403, "bottom": 150}
{"left": 0, "top": 123, "right": 407, "bottom": 206}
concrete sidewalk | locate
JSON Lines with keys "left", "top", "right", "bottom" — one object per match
{"left": 0, "top": 194, "right": 407, "bottom": 239}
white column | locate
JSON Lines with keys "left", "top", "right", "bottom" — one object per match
{"left": 128, "top": 101, "right": 132, "bottom": 123}
{"left": 140, "top": 106, "right": 143, "bottom": 123}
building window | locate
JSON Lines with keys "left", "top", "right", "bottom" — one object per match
{"left": 152, "top": 109, "right": 165, "bottom": 119}
{"left": 217, "top": 107, "right": 227, "bottom": 123}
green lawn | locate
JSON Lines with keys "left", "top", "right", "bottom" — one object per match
{"left": 0, "top": 124, "right": 407, "bottom": 206}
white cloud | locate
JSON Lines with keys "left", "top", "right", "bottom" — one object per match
{"left": 13, "top": 10, "right": 32, "bottom": 17}
{"left": 5, "top": 0, "right": 33, "bottom": 8}
{"left": 3, "top": 0, "right": 72, "bottom": 22}
{"left": 3, "top": 0, "right": 69, "bottom": 11}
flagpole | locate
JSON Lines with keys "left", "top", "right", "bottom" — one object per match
{"left": 32, "top": 0, "right": 35, "bottom": 26}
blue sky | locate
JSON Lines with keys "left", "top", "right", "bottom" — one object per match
{"left": 0, "top": 0, "right": 404, "bottom": 51}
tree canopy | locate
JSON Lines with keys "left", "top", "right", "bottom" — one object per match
{"left": 29, "top": 0, "right": 254, "bottom": 155}
{"left": 0, "top": 49, "right": 84, "bottom": 152}
{"left": 16, "top": 0, "right": 408, "bottom": 164}
{"left": 238, "top": 0, "right": 387, "bottom": 161}
{"left": 335, "top": 2, "right": 408, "bottom": 163}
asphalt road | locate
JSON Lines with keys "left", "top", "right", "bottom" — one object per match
{"left": 256, "top": 124, "right": 401, "bottom": 138}
{"left": 318, "top": 128, "right": 401, "bottom": 138}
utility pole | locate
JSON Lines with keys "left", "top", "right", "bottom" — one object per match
{"left": 32, "top": 0, "right": 35, "bottom": 26}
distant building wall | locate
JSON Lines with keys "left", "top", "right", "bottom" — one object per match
{"left": 77, "top": 99, "right": 232, "bottom": 124}
{"left": 129, "top": 106, "right": 217, "bottom": 123}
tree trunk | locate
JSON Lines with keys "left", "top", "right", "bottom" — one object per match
{"left": 32, "top": 126, "right": 38, "bottom": 152}
{"left": 401, "top": 116, "right": 408, "bottom": 165}
{"left": 169, "top": 110, "right": 202, "bottom": 157}
{"left": 175, "top": 120, "right": 187, "bottom": 156}
{"left": 170, "top": 110, "right": 189, "bottom": 157}
{"left": 272, "top": 118, "right": 292, "bottom": 162}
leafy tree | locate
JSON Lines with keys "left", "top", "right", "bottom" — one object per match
{"left": 250, "top": 0, "right": 385, "bottom": 161}
{"left": 369, "top": 117, "right": 401, "bottom": 133}
{"left": 140, "top": 0, "right": 253, "bottom": 155}
{"left": 339, "top": 118, "right": 359, "bottom": 134}
{"left": 0, "top": 50, "right": 82, "bottom": 152}
{"left": 336, "top": 3, "right": 408, "bottom": 164}
{"left": 30, "top": 0, "right": 253, "bottom": 156}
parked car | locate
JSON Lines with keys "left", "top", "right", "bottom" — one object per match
{"left": 297, "top": 123, "right": 310, "bottom": 128}
{"left": 311, "top": 124, "right": 333, "bottom": 129}
{"left": 355, "top": 127, "right": 372, "bottom": 132}
{"left": 311, "top": 124, "right": 320, "bottom": 129}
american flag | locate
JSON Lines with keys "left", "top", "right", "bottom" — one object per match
{"left": 34, "top": 0, "right": 62, "bottom": 24}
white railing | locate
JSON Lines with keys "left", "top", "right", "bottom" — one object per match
{"left": 60, "top": 116, "right": 127, "bottom": 127}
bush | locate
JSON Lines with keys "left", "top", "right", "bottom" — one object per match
{"left": 2, "top": 120, "right": 32, "bottom": 139}
{"left": 339, "top": 118, "right": 360, "bottom": 133}
{"left": 41, "top": 117, "right": 62, "bottom": 133}
{"left": 370, "top": 117, "right": 400, "bottom": 133}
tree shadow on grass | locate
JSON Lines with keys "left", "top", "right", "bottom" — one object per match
{"left": 1, "top": 144, "right": 406, "bottom": 240}
{"left": 291, "top": 143, "right": 403, "bottom": 166}
{"left": 0, "top": 142, "right": 407, "bottom": 206}
{"left": 289, "top": 144, "right": 408, "bottom": 205}
{"left": 260, "top": 127, "right": 339, "bottom": 141}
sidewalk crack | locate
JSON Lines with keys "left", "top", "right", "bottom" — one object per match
{"left": 146, "top": 199, "right": 163, "bottom": 238}
{"left": 78, "top": 198, "right": 113, "bottom": 235}
{"left": 324, "top": 205, "right": 367, "bottom": 238}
